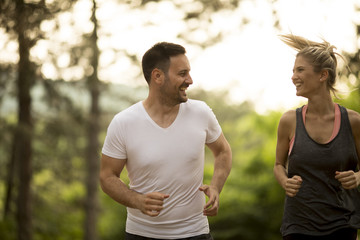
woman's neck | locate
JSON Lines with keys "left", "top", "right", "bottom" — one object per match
{"left": 306, "top": 93, "right": 334, "bottom": 116}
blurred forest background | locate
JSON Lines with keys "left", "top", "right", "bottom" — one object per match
{"left": 1, "top": 0, "right": 360, "bottom": 240}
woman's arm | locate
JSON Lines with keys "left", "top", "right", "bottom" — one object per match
{"left": 335, "top": 109, "right": 360, "bottom": 189}
{"left": 274, "top": 110, "right": 302, "bottom": 197}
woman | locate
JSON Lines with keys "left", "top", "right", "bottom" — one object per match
{"left": 274, "top": 34, "right": 360, "bottom": 240}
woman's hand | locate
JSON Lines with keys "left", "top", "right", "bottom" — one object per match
{"left": 335, "top": 171, "right": 360, "bottom": 189}
{"left": 285, "top": 175, "right": 302, "bottom": 197}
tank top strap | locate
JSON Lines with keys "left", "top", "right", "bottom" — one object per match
{"left": 288, "top": 104, "right": 341, "bottom": 155}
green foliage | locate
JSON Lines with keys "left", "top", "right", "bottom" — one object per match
{"left": 335, "top": 88, "right": 360, "bottom": 112}
{"left": 202, "top": 101, "right": 285, "bottom": 240}
{"left": 0, "top": 80, "right": 144, "bottom": 239}
{"left": 1, "top": 79, "right": 360, "bottom": 239}
{"left": 0, "top": 218, "right": 16, "bottom": 240}
{"left": 98, "top": 191, "right": 127, "bottom": 240}
{"left": 2, "top": 74, "right": 360, "bottom": 240}
{"left": 0, "top": 0, "right": 358, "bottom": 239}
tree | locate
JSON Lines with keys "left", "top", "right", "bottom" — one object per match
{"left": 84, "top": 1, "right": 101, "bottom": 239}
{"left": 0, "top": 1, "right": 75, "bottom": 239}
{"left": 14, "top": 1, "right": 43, "bottom": 239}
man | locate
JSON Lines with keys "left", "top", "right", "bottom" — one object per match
{"left": 100, "top": 42, "right": 232, "bottom": 240}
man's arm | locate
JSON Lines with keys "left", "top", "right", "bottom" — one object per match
{"left": 99, "top": 154, "right": 169, "bottom": 217}
{"left": 200, "top": 132, "right": 232, "bottom": 216}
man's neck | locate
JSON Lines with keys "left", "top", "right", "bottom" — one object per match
{"left": 142, "top": 98, "right": 181, "bottom": 128}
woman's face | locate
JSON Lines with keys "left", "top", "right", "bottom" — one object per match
{"left": 291, "top": 55, "right": 322, "bottom": 98}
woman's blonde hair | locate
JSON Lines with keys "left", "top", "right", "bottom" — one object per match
{"left": 279, "top": 34, "right": 344, "bottom": 96}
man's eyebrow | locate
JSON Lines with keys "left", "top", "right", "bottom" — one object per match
{"left": 178, "top": 69, "right": 189, "bottom": 74}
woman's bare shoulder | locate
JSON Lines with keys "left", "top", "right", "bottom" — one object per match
{"left": 277, "top": 109, "right": 297, "bottom": 142}
{"left": 279, "top": 109, "right": 296, "bottom": 127}
{"left": 346, "top": 108, "right": 360, "bottom": 133}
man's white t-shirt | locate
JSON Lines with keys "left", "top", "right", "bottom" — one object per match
{"left": 102, "top": 99, "right": 222, "bottom": 239}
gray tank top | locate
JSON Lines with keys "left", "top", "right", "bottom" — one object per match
{"left": 281, "top": 105, "right": 360, "bottom": 236}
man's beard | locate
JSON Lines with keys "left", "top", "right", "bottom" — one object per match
{"left": 160, "top": 77, "right": 188, "bottom": 106}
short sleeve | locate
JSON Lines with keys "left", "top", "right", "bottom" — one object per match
{"left": 101, "top": 115, "right": 127, "bottom": 159}
{"left": 204, "top": 104, "right": 222, "bottom": 144}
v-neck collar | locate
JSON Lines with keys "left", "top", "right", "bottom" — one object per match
{"left": 140, "top": 101, "right": 183, "bottom": 131}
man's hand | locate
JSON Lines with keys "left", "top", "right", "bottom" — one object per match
{"left": 285, "top": 175, "right": 302, "bottom": 197}
{"left": 335, "top": 170, "right": 360, "bottom": 189}
{"left": 199, "top": 185, "right": 219, "bottom": 217}
{"left": 136, "top": 192, "right": 169, "bottom": 217}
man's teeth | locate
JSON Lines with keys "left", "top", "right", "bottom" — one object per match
{"left": 180, "top": 87, "right": 186, "bottom": 90}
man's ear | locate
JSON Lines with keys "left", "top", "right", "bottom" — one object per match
{"left": 151, "top": 68, "right": 164, "bottom": 84}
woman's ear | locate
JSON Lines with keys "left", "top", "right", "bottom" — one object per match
{"left": 320, "top": 70, "right": 329, "bottom": 82}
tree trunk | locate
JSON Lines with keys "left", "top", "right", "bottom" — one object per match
{"left": 84, "top": 1, "right": 100, "bottom": 239}
{"left": 15, "top": 1, "right": 34, "bottom": 240}
{"left": 3, "top": 134, "right": 17, "bottom": 219}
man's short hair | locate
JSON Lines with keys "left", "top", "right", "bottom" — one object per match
{"left": 142, "top": 42, "right": 186, "bottom": 83}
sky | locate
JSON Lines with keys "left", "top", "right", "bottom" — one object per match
{"left": 92, "top": 0, "right": 360, "bottom": 113}
{"left": 189, "top": 0, "right": 360, "bottom": 113}
{"left": 2, "top": 0, "right": 360, "bottom": 114}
